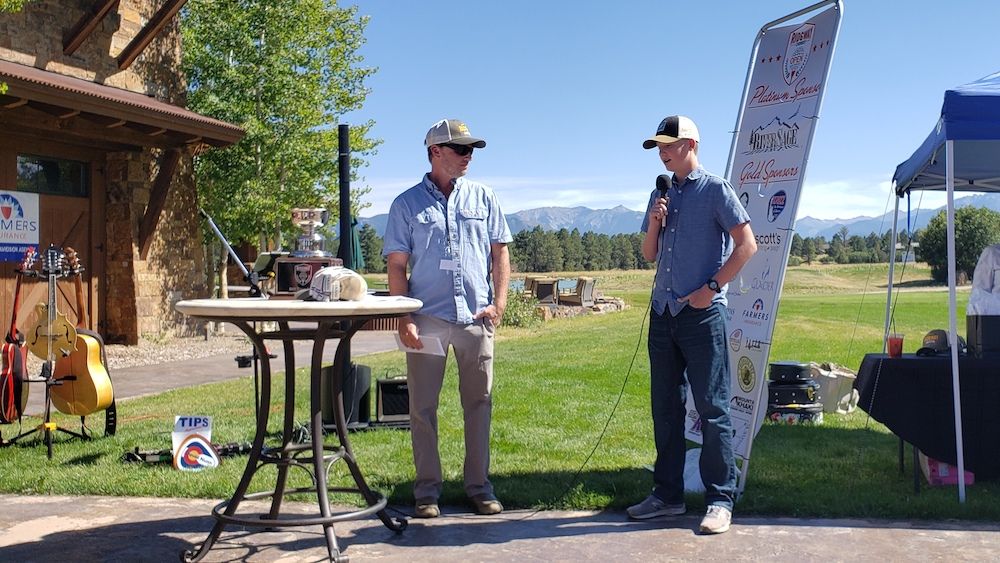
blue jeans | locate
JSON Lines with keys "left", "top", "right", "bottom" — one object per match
{"left": 648, "top": 302, "right": 736, "bottom": 510}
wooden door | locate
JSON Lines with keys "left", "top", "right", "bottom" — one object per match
{"left": 0, "top": 136, "right": 106, "bottom": 342}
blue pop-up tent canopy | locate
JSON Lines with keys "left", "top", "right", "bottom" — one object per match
{"left": 894, "top": 71, "right": 1000, "bottom": 193}
{"left": 887, "top": 71, "right": 1000, "bottom": 502}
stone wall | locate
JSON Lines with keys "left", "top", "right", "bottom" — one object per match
{"left": 0, "top": 1, "right": 207, "bottom": 343}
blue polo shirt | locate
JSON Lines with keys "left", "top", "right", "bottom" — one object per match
{"left": 640, "top": 166, "right": 750, "bottom": 316}
{"left": 383, "top": 174, "right": 513, "bottom": 324}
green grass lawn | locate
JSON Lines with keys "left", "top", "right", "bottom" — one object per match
{"left": 2, "top": 263, "right": 996, "bottom": 521}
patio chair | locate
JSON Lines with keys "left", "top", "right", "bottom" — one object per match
{"left": 533, "top": 277, "right": 559, "bottom": 304}
{"left": 559, "top": 276, "right": 595, "bottom": 307}
{"left": 522, "top": 276, "right": 538, "bottom": 296}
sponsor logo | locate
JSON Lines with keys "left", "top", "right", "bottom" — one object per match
{"left": 729, "top": 329, "right": 743, "bottom": 352}
{"left": 174, "top": 434, "right": 220, "bottom": 472}
{"left": 0, "top": 193, "right": 37, "bottom": 235}
{"left": 744, "top": 115, "right": 800, "bottom": 155}
{"left": 739, "top": 191, "right": 750, "bottom": 208}
{"left": 731, "top": 395, "right": 755, "bottom": 416}
{"left": 686, "top": 409, "right": 702, "bottom": 436}
{"left": 754, "top": 231, "right": 782, "bottom": 251}
{"left": 724, "top": 306, "right": 735, "bottom": 322}
{"left": 744, "top": 338, "right": 764, "bottom": 350}
{"left": 742, "top": 298, "right": 770, "bottom": 325}
{"left": 784, "top": 24, "right": 815, "bottom": 85}
{"left": 768, "top": 190, "right": 787, "bottom": 222}
{"left": 737, "top": 356, "right": 756, "bottom": 393}
{"left": 739, "top": 159, "right": 800, "bottom": 189}
{"left": 751, "top": 263, "right": 776, "bottom": 292}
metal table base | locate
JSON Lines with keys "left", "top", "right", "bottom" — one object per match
{"left": 182, "top": 318, "right": 406, "bottom": 563}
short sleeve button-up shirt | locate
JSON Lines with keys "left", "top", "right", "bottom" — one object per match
{"left": 383, "top": 174, "right": 513, "bottom": 324}
{"left": 640, "top": 166, "right": 750, "bottom": 317}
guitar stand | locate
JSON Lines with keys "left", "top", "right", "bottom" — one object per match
{"left": 4, "top": 245, "right": 118, "bottom": 458}
{"left": 3, "top": 374, "right": 93, "bottom": 459}
{"left": 2, "top": 378, "right": 118, "bottom": 457}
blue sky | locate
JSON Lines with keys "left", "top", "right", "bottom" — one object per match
{"left": 343, "top": 1, "right": 1000, "bottom": 220}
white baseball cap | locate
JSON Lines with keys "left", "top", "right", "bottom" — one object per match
{"left": 296, "top": 266, "right": 368, "bottom": 301}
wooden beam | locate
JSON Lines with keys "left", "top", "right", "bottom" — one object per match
{"left": 0, "top": 94, "right": 28, "bottom": 109}
{"left": 63, "top": 0, "right": 121, "bottom": 55}
{"left": 162, "top": 130, "right": 203, "bottom": 145}
{"left": 26, "top": 100, "right": 81, "bottom": 119}
{"left": 0, "top": 107, "right": 201, "bottom": 151}
{"left": 139, "top": 148, "right": 182, "bottom": 259}
{"left": 78, "top": 112, "right": 126, "bottom": 128}
{"left": 124, "top": 122, "right": 167, "bottom": 136}
{"left": 117, "top": 0, "right": 188, "bottom": 70}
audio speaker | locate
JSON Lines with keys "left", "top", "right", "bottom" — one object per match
{"left": 321, "top": 363, "right": 371, "bottom": 429}
{"left": 376, "top": 377, "right": 410, "bottom": 424}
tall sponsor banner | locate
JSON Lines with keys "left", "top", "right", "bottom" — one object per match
{"left": 683, "top": 4, "right": 841, "bottom": 470}
{"left": 0, "top": 190, "right": 40, "bottom": 262}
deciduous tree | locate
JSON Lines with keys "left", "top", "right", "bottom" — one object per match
{"left": 182, "top": 1, "right": 377, "bottom": 248}
{"left": 918, "top": 206, "right": 1000, "bottom": 282}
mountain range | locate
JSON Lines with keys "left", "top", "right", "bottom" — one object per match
{"left": 360, "top": 193, "right": 1000, "bottom": 240}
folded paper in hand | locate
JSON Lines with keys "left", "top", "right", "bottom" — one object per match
{"left": 395, "top": 334, "right": 445, "bottom": 356}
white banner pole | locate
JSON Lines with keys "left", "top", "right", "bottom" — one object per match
{"left": 681, "top": 0, "right": 844, "bottom": 496}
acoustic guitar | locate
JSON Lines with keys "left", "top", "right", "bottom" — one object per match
{"left": 0, "top": 248, "right": 35, "bottom": 424}
{"left": 51, "top": 248, "right": 114, "bottom": 417}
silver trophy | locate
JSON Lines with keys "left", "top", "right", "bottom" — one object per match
{"left": 291, "top": 208, "right": 330, "bottom": 257}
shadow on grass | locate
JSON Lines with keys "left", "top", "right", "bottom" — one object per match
{"left": 882, "top": 278, "right": 946, "bottom": 289}
{"left": 377, "top": 421, "right": 1000, "bottom": 523}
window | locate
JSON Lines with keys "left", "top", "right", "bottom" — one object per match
{"left": 16, "top": 154, "right": 89, "bottom": 197}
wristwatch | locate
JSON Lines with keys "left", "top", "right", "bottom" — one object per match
{"left": 707, "top": 279, "right": 722, "bottom": 293}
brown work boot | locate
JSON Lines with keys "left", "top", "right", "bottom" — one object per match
{"left": 470, "top": 493, "right": 503, "bottom": 515}
{"left": 414, "top": 498, "right": 440, "bottom": 518}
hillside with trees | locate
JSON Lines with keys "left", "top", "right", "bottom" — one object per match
{"left": 359, "top": 207, "right": 1000, "bottom": 282}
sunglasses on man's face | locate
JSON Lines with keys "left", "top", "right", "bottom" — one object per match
{"left": 441, "top": 143, "right": 474, "bottom": 157}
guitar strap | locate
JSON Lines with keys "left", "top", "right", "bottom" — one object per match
{"left": 1, "top": 262, "right": 26, "bottom": 425}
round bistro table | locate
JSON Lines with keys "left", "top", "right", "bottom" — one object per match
{"left": 174, "top": 296, "right": 421, "bottom": 562}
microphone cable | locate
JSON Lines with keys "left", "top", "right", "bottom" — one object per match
{"left": 505, "top": 214, "right": 663, "bottom": 521}
{"left": 392, "top": 200, "right": 664, "bottom": 522}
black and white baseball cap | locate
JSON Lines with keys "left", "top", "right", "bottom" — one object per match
{"left": 643, "top": 115, "right": 700, "bottom": 149}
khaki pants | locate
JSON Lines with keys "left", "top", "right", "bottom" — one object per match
{"left": 407, "top": 313, "right": 495, "bottom": 501}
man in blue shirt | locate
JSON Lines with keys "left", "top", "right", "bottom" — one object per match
{"left": 629, "top": 116, "right": 757, "bottom": 534}
{"left": 383, "top": 119, "right": 512, "bottom": 519}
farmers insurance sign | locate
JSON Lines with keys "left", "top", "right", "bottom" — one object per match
{"left": 0, "top": 191, "right": 40, "bottom": 262}
{"left": 683, "top": 5, "right": 840, "bottom": 465}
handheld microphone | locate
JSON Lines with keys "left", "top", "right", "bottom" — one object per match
{"left": 655, "top": 174, "right": 671, "bottom": 228}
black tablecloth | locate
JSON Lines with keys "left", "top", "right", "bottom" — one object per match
{"left": 855, "top": 353, "right": 1000, "bottom": 479}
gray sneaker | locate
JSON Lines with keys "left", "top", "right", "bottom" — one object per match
{"left": 699, "top": 505, "right": 732, "bottom": 534}
{"left": 626, "top": 494, "right": 686, "bottom": 519}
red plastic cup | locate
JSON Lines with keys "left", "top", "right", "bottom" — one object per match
{"left": 888, "top": 333, "right": 904, "bottom": 358}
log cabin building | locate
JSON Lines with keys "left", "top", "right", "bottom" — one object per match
{"left": 0, "top": 1, "right": 243, "bottom": 344}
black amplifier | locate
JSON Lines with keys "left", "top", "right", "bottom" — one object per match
{"left": 769, "top": 361, "right": 811, "bottom": 382}
{"left": 768, "top": 379, "right": 821, "bottom": 406}
{"left": 376, "top": 377, "right": 410, "bottom": 425}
